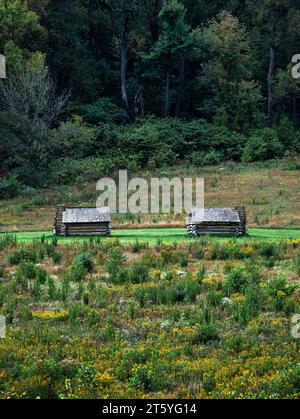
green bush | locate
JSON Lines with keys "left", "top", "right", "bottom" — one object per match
{"left": 8, "top": 248, "right": 37, "bottom": 265}
{"left": 74, "top": 253, "right": 94, "bottom": 273}
{"left": 74, "top": 98, "right": 127, "bottom": 124}
{"left": 192, "top": 308, "right": 219, "bottom": 344}
{"left": 179, "top": 254, "right": 189, "bottom": 268}
{"left": 129, "top": 261, "right": 150, "bottom": 284}
{"left": 224, "top": 266, "right": 249, "bottom": 295}
{"left": 106, "top": 247, "right": 127, "bottom": 284}
{"left": 254, "top": 241, "right": 278, "bottom": 258}
{"left": 19, "top": 261, "right": 37, "bottom": 280}
{"left": 189, "top": 149, "right": 224, "bottom": 167}
{"left": 242, "top": 128, "right": 284, "bottom": 162}
{"left": 264, "top": 274, "right": 297, "bottom": 312}
{"left": 233, "top": 286, "right": 260, "bottom": 324}
{"left": 36, "top": 267, "right": 49, "bottom": 285}
{"left": 0, "top": 175, "right": 21, "bottom": 199}
{"left": 68, "top": 252, "right": 94, "bottom": 282}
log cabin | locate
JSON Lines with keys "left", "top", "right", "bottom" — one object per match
{"left": 187, "top": 205, "right": 247, "bottom": 237}
{"left": 54, "top": 206, "right": 111, "bottom": 237}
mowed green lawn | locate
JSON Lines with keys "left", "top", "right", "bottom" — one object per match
{"left": 2, "top": 228, "right": 300, "bottom": 245}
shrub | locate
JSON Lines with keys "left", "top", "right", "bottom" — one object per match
{"left": 224, "top": 266, "right": 249, "bottom": 295}
{"left": 51, "top": 250, "right": 62, "bottom": 264}
{"left": 74, "top": 253, "right": 94, "bottom": 273}
{"left": 196, "top": 266, "right": 206, "bottom": 285}
{"left": 15, "top": 273, "right": 29, "bottom": 291}
{"left": 52, "top": 115, "right": 97, "bottom": 159}
{"left": 254, "top": 241, "right": 278, "bottom": 258}
{"left": 69, "top": 252, "right": 94, "bottom": 282}
{"left": 18, "top": 306, "right": 33, "bottom": 322}
{"left": 106, "top": 247, "right": 127, "bottom": 283}
{"left": 207, "top": 290, "right": 223, "bottom": 307}
{"left": 179, "top": 254, "right": 189, "bottom": 268}
{"left": 69, "top": 262, "right": 86, "bottom": 282}
{"left": 264, "top": 274, "right": 297, "bottom": 312}
{"left": 36, "top": 268, "right": 49, "bottom": 285}
{"left": 75, "top": 98, "right": 127, "bottom": 124}
{"left": 8, "top": 248, "right": 37, "bottom": 265}
{"left": 47, "top": 277, "right": 56, "bottom": 301}
{"left": 193, "top": 322, "right": 219, "bottom": 344}
{"left": 0, "top": 175, "right": 21, "bottom": 199}
{"left": 129, "top": 366, "right": 156, "bottom": 391}
{"left": 19, "top": 261, "right": 36, "bottom": 280}
{"left": 192, "top": 308, "right": 219, "bottom": 344}
{"left": 189, "top": 149, "right": 224, "bottom": 166}
{"left": 242, "top": 128, "right": 284, "bottom": 162}
{"left": 233, "top": 286, "right": 260, "bottom": 324}
{"left": 129, "top": 261, "right": 150, "bottom": 284}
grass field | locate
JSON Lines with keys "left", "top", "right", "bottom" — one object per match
{"left": 2, "top": 227, "right": 300, "bottom": 245}
{"left": 0, "top": 160, "right": 299, "bottom": 232}
{"left": 0, "top": 227, "right": 299, "bottom": 399}
{"left": 0, "top": 160, "right": 299, "bottom": 399}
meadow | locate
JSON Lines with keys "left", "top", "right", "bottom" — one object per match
{"left": 0, "top": 232, "right": 299, "bottom": 399}
{"left": 1, "top": 161, "right": 299, "bottom": 233}
{"left": 3, "top": 227, "right": 300, "bottom": 245}
{"left": 0, "top": 160, "right": 299, "bottom": 399}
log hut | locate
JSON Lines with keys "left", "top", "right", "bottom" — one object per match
{"left": 54, "top": 206, "right": 111, "bottom": 237}
{"left": 187, "top": 205, "right": 247, "bottom": 237}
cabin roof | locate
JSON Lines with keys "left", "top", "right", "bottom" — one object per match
{"left": 189, "top": 208, "right": 241, "bottom": 224}
{"left": 62, "top": 207, "right": 111, "bottom": 224}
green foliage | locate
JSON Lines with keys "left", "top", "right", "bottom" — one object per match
{"left": 129, "top": 261, "right": 150, "bottom": 284}
{"left": 224, "top": 265, "right": 261, "bottom": 295}
{"left": 18, "top": 261, "right": 36, "bottom": 280}
{"left": 0, "top": 234, "right": 16, "bottom": 251}
{"left": 233, "top": 286, "right": 260, "bottom": 324}
{"left": 192, "top": 308, "right": 219, "bottom": 344}
{"left": 52, "top": 116, "right": 97, "bottom": 159}
{"left": 0, "top": 175, "right": 21, "bottom": 199}
{"left": 106, "top": 247, "right": 127, "bottom": 284}
{"left": 69, "top": 252, "right": 94, "bottom": 282}
{"left": 74, "top": 98, "right": 127, "bottom": 124}
{"left": 8, "top": 247, "right": 37, "bottom": 265}
{"left": 189, "top": 150, "right": 224, "bottom": 166}
{"left": 242, "top": 128, "right": 284, "bottom": 162}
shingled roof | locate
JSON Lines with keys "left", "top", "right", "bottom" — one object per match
{"left": 189, "top": 208, "right": 241, "bottom": 224}
{"left": 62, "top": 207, "right": 111, "bottom": 224}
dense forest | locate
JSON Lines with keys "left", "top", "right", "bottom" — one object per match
{"left": 1, "top": 0, "right": 300, "bottom": 193}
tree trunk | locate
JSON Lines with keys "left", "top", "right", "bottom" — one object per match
{"left": 292, "top": 92, "right": 297, "bottom": 125}
{"left": 175, "top": 61, "right": 185, "bottom": 117}
{"left": 267, "top": 46, "right": 275, "bottom": 123}
{"left": 120, "top": 32, "right": 130, "bottom": 118}
{"left": 164, "top": 72, "right": 170, "bottom": 116}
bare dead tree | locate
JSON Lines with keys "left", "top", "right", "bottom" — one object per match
{"left": 0, "top": 68, "right": 69, "bottom": 181}
{"left": 0, "top": 68, "right": 69, "bottom": 136}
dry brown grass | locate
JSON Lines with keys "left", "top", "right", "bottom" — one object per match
{"left": 0, "top": 161, "right": 299, "bottom": 232}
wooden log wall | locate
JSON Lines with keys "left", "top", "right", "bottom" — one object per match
{"left": 54, "top": 205, "right": 65, "bottom": 235}
{"left": 233, "top": 205, "right": 247, "bottom": 236}
{"left": 65, "top": 222, "right": 111, "bottom": 237}
{"left": 187, "top": 223, "right": 240, "bottom": 237}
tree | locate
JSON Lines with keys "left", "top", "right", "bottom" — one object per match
{"left": 198, "top": 11, "right": 263, "bottom": 129}
{"left": 245, "top": 0, "right": 295, "bottom": 123}
{"left": 0, "top": 55, "right": 69, "bottom": 183}
{"left": 274, "top": 65, "right": 300, "bottom": 125}
{"left": 0, "top": 0, "right": 40, "bottom": 43}
{"left": 99, "top": 0, "right": 139, "bottom": 119}
{"left": 145, "top": 0, "right": 198, "bottom": 116}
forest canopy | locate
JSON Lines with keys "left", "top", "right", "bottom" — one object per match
{"left": 1, "top": 0, "right": 300, "bottom": 190}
